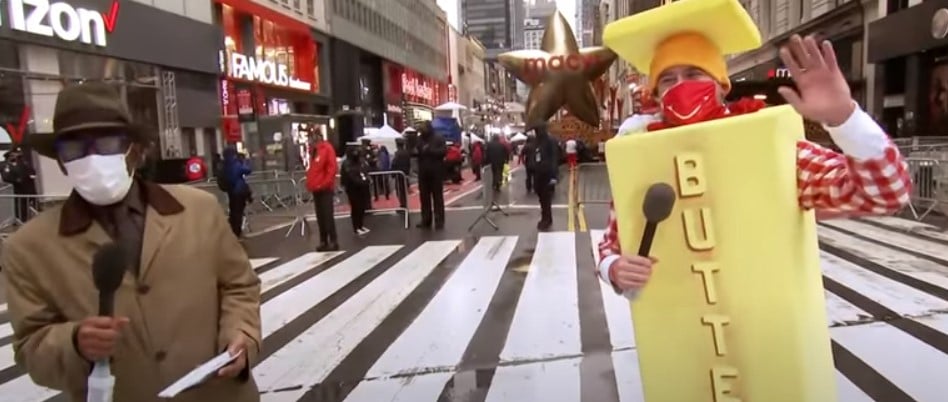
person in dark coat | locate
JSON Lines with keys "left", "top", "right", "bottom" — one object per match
{"left": 222, "top": 147, "right": 252, "bottom": 236}
{"left": 530, "top": 123, "right": 559, "bottom": 231}
{"left": 485, "top": 135, "right": 509, "bottom": 191}
{"left": 341, "top": 146, "right": 372, "bottom": 235}
{"left": 1, "top": 147, "right": 37, "bottom": 223}
{"left": 521, "top": 135, "right": 537, "bottom": 193}
{"left": 414, "top": 121, "right": 446, "bottom": 229}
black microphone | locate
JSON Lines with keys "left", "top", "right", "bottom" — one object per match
{"left": 637, "top": 183, "right": 677, "bottom": 257}
{"left": 92, "top": 243, "right": 126, "bottom": 317}
{"left": 88, "top": 243, "right": 126, "bottom": 402}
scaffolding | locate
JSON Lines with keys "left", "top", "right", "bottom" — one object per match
{"left": 160, "top": 70, "right": 181, "bottom": 158}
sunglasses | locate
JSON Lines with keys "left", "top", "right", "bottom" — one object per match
{"left": 55, "top": 133, "right": 130, "bottom": 163}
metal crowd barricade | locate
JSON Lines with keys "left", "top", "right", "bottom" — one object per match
{"left": 295, "top": 170, "right": 411, "bottom": 235}
{"left": 904, "top": 156, "right": 948, "bottom": 221}
{"left": 0, "top": 193, "right": 70, "bottom": 240}
{"left": 576, "top": 162, "right": 612, "bottom": 206}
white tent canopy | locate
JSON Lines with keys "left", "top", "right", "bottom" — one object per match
{"left": 364, "top": 124, "right": 403, "bottom": 139}
{"left": 510, "top": 133, "right": 528, "bottom": 142}
{"left": 434, "top": 101, "right": 468, "bottom": 111}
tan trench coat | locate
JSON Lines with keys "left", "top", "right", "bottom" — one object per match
{"left": 1, "top": 183, "right": 262, "bottom": 402}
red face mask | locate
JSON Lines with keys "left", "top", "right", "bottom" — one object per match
{"left": 659, "top": 80, "right": 726, "bottom": 127}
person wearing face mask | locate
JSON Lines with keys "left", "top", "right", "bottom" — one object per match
{"left": 3, "top": 82, "right": 262, "bottom": 401}
{"left": 341, "top": 145, "right": 372, "bottom": 236}
{"left": 598, "top": 1, "right": 912, "bottom": 299}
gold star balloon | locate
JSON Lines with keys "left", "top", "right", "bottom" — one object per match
{"left": 498, "top": 11, "right": 617, "bottom": 127}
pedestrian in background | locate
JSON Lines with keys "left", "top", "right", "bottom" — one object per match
{"left": 221, "top": 147, "right": 252, "bottom": 237}
{"left": 415, "top": 121, "right": 447, "bottom": 229}
{"left": 531, "top": 123, "right": 559, "bottom": 231}
{"left": 307, "top": 134, "right": 339, "bottom": 251}
{"left": 391, "top": 139, "right": 412, "bottom": 210}
{"left": 341, "top": 146, "right": 372, "bottom": 236}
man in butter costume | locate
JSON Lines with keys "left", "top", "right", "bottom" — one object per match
{"left": 598, "top": 1, "right": 913, "bottom": 399}
{"left": 598, "top": 0, "right": 912, "bottom": 297}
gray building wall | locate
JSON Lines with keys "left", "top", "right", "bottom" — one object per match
{"left": 327, "top": 0, "right": 448, "bottom": 81}
{"left": 463, "top": 0, "right": 512, "bottom": 56}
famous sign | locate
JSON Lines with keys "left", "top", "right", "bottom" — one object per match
{"left": 226, "top": 52, "right": 313, "bottom": 92}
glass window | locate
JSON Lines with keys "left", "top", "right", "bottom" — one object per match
{"left": 306, "top": 0, "right": 314, "bottom": 16}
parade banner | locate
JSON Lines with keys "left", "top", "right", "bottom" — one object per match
{"left": 605, "top": 105, "right": 836, "bottom": 401}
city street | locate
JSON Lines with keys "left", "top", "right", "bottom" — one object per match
{"left": 0, "top": 167, "right": 947, "bottom": 401}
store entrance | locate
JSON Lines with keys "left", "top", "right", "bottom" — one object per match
{"left": 254, "top": 114, "right": 332, "bottom": 172}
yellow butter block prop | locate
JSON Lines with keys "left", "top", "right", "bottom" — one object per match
{"left": 605, "top": 106, "right": 836, "bottom": 402}
{"left": 603, "top": 0, "right": 761, "bottom": 75}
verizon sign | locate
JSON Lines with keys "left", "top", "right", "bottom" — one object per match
{"left": 228, "top": 52, "right": 312, "bottom": 92}
{"left": 0, "top": 0, "right": 119, "bottom": 47}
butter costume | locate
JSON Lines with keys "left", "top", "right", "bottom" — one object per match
{"left": 597, "top": 0, "right": 912, "bottom": 401}
{"left": 598, "top": 0, "right": 911, "bottom": 298}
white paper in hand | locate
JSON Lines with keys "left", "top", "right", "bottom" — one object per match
{"left": 158, "top": 350, "right": 243, "bottom": 398}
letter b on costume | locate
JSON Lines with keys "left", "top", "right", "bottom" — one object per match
{"left": 675, "top": 153, "right": 706, "bottom": 197}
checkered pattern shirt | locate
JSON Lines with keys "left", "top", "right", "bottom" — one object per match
{"left": 598, "top": 107, "right": 912, "bottom": 279}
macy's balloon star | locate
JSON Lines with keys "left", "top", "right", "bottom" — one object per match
{"left": 497, "top": 11, "right": 616, "bottom": 127}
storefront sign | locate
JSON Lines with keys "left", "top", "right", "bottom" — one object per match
{"left": 1, "top": 0, "right": 118, "bottom": 47}
{"left": 386, "top": 104, "right": 403, "bottom": 114}
{"left": 402, "top": 73, "right": 433, "bottom": 102}
{"left": 228, "top": 52, "right": 312, "bottom": 91}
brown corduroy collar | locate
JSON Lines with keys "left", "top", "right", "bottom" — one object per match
{"left": 58, "top": 180, "right": 185, "bottom": 236}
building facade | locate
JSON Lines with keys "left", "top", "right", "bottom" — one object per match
{"left": 0, "top": 0, "right": 222, "bottom": 194}
{"left": 462, "top": 0, "right": 512, "bottom": 57}
{"left": 327, "top": 0, "right": 448, "bottom": 139}
{"left": 867, "top": 0, "right": 947, "bottom": 137}
{"left": 458, "top": 35, "right": 488, "bottom": 109}
{"left": 727, "top": 0, "right": 868, "bottom": 128}
{"left": 214, "top": 0, "right": 332, "bottom": 170}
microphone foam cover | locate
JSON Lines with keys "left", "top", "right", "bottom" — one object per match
{"left": 92, "top": 243, "right": 127, "bottom": 294}
{"left": 642, "top": 182, "right": 677, "bottom": 222}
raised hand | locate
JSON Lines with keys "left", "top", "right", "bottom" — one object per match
{"left": 777, "top": 34, "right": 855, "bottom": 127}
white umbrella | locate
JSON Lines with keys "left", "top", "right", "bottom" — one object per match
{"left": 466, "top": 133, "right": 485, "bottom": 143}
{"left": 510, "top": 133, "right": 528, "bottom": 142}
{"left": 434, "top": 102, "right": 468, "bottom": 111}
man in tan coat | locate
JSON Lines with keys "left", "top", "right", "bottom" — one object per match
{"left": 3, "top": 82, "right": 261, "bottom": 401}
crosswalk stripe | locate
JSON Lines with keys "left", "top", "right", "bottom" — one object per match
{"left": 821, "top": 220, "right": 948, "bottom": 264}
{"left": 364, "top": 236, "right": 518, "bottom": 379}
{"left": 255, "top": 240, "right": 460, "bottom": 399}
{"left": 824, "top": 291, "right": 873, "bottom": 327}
{"left": 342, "top": 372, "right": 453, "bottom": 402}
{"left": 835, "top": 371, "right": 874, "bottom": 402}
{"left": 833, "top": 321, "right": 948, "bottom": 401}
{"left": 258, "top": 252, "right": 344, "bottom": 295}
{"left": 4, "top": 216, "right": 948, "bottom": 402}
{"left": 589, "top": 230, "right": 635, "bottom": 350}
{"left": 820, "top": 226, "right": 948, "bottom": 294}
{"left": 485, "top": 356, "right": 582, "bottom": 402}
{"left": 821, "top": 251, "right": 948, "bottom": 318}
{"left": 855, "top": 216, "right": 948, "bottom": 244}
{"left": 611, "top": 350, "right": 645, "bottom": 402}
{"left": 261, "top": 246, "right": 401, "bottom": 339}
{"left": 251, "top": 258, "right": 278, "bottom": 270}
{"left": 500, "top": 232, "right": 581, "bottom": 363}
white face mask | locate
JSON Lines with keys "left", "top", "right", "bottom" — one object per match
{"left": 64, "top": 153, "right": 133, "bottom": 206}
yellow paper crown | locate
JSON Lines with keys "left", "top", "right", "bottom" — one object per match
{"left": 603, "top": 0, "right": 762, "bottom": 76}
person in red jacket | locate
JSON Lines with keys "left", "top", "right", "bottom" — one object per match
{"left": 306, "top": 134, "right": 339, "bottom": 251}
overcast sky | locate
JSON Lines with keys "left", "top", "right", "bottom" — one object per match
{"left": 436, "top": 0, "right": 577, "bottom": 34}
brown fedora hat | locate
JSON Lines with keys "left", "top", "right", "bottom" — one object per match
{"left": 28, "top": 82, "right": 133, "bottom": 159}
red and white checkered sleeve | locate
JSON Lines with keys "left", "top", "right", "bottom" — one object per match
{"left": 597, "top": 202, "right": 622, "bottom": 283}
{"left": 796, "top": 107, "right": 911, "bottom": 214}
